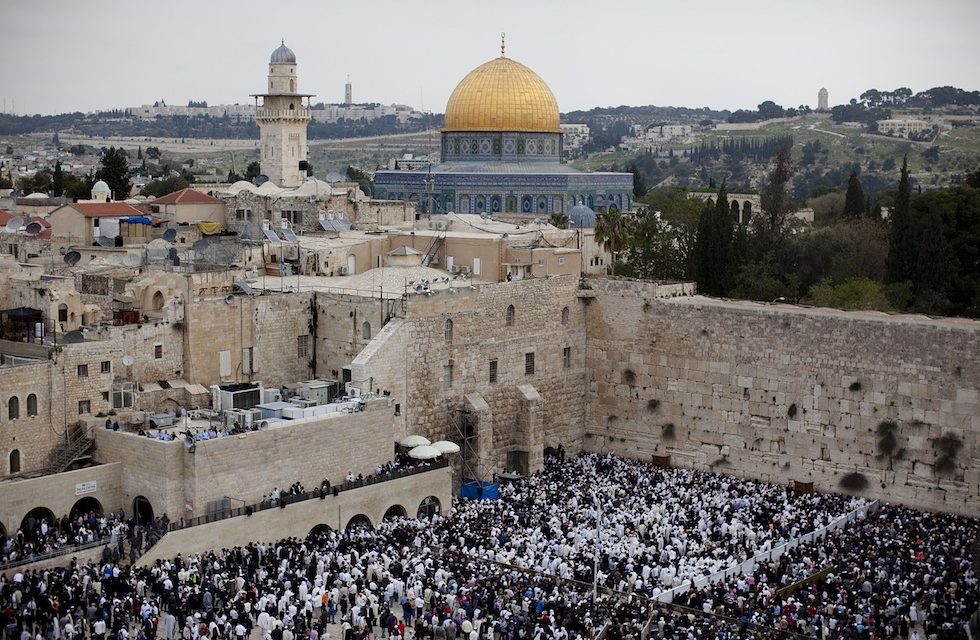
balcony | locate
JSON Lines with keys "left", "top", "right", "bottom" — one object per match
{"left": 256, "top": 108, "right": 311, "bottom": 121}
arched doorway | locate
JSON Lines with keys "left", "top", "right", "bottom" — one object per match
{"left": 742, "top": 201, "right": 752, "bottom": 222}
{"left": 70, "top": 496, "right": 103, "bottom": 521}
{"left": 345, "top": 514, "right": 372, "bottom": 534}
{"left": 417, "top": 496, "right": 441, "bottom": 519}
{"left": 8, "top": 449, "right": 21, "bottom": 474}
{"left": 543, "top": 446, "right": 559, "bottom": 460}
{"left": 151, "top": 291, "right": 165, "bottom": 311}
{"left": 133, "top": 496, "right": 154, "bottom": 525}
{"left": 308, "top": 523, "right": 333, "bottom": 538}
{"left": 383, "top": 505, "right": 407, "bottom": 521}
{"left": 20, "top": 506, "right": 56, "bottom": 535}
{"left": 730, "top": 200, "right": 740, "bottom": 219}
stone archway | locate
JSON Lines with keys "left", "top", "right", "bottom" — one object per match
{"left": 133, "top": 496, "right": 154, "bottom": 525}
{"left": 383, "top": 504, "right": 407, "bottom": 521}
{"left": 70, "top": 496, "right": 103, "bottom": 521}
{"left": 345, "top": 514, "right": 372, "bottom": 533}
{"left": 20, "top": 506, "right": 56, "bottom": 534}
{"left": 308, "top": 523, "right": 333, "bottom": 538}
{"left": 417, "top": 496, "right": 441, "bottom": 520}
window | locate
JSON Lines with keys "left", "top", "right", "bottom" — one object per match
{"left": 561, "top": 306, "right": 569, "bottom": 325}
{"left": 558, "top": 257, "right": 565, "bottom": 265}
{"left": 219, "top": 350, "right": 232, "bottom": 377}
{"left": 297, "top": 335, "right": 310, "bottom": 358}
{"left": 362, "top": 322, "right": 372, "bottom": 340}
{"left": 537, "top": 258, "right": 544, "bottom": 266}
{"left": 58, "top": 304, "right": 68, "bottom": 323}
{"left": 78, "top": 400, "right": 91, "bottom": 415}
{"left": 101, "top": 391, "right": 109, "bottom": 402}
{"left": 283, "top": 210, "right": 303, "bottom": 226}
{"left": 101, "top": 361, "right": 111, "bottom": 374}
{"left": 489, "top": 359, "right": 498, "bottom": 384}
{"left": 443, "top": 364, "right": 453, "bottom": 389}
{"left": 505, "top": 305, "right": 515, "bottom": 327}
{"left": 445, "top": 319, "right": 454, "bottom": 343}
{"left": 77, "top": 364, "right": 88, "bottom": 377}
{"left": 525, "top": 352, "right": 535, "bottom": 376}
{"left": 242, "top": 347, "right": 253, "bottom": 375}
{"left": 9, "top": 449, "right": 20, "bottom": 474}
{"left": 26, "top": 393, "right": 37, "bottom": 417}
{"left": 563, "top": 346, "right": 571, "bottom": 369}
{"left": 7, "top": 396, "right": 19, "bottom": 420}
{"left": 113, "top": 382, "right": 135, "bottom": 409}
{"left": 473, "top": 257, "right": 481, "bottom": 276}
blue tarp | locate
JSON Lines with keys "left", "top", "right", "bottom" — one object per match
{"left": 122, "top": 216, "right": 152, "bottom": 224}
{"left": 460, "top": 479, "right": 498, "bottom": 500}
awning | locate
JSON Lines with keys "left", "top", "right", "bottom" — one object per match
{"left": 197, "top": 222, "right": 221, "bottom": 235}
{"left": 122, "top": 216, "right": 153, "bottom": 224}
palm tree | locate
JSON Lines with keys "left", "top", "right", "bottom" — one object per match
{"left": 549, "top": 212, "right": 569, "bottom": 229}
{"left": 595, "top": 207, "right": 631, "bottom": 272}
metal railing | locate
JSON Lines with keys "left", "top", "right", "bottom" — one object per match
{"left": 0, "top": 534, "right": 134, "bottom": 573}
{"left": 168, "top": 458, "right": 449, "bottom": 532}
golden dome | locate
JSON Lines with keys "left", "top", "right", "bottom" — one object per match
{"left": 443, "top": 56, "right": 561, "bottom": 133}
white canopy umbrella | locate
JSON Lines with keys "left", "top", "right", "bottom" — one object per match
{"left": 408, "top": 445, "right": 442, "bottom": 460}
{"left": 399, "top": 434, "right": 431, "bottom": 448}
{"left": 430, "top": 440, "right": 461, "bottom": 454}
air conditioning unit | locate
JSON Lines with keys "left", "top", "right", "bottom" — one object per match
{"left": 450, "top": 265, "right": 460, "bottom": 274}
{"left": 224, "top": 409, "right": 255, "bottom": 430}
{"left": 337, "top": 266, "right": 348, "bottom": 275}
{"left": 460, "top": 266, "right": 471, "bottom": 275}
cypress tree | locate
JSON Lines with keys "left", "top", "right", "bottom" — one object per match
{"left": 885, "top": 157, "right": 914, "bottom": 283}
{"left": 694, "top": 183, "right": 734, "bottom": 296}
{"left": 843, "top": 172, "right": 866, "bottom": 218}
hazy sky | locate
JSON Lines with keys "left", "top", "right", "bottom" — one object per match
{"left": 2, "top": 0, "right": 978, "bottom": 116}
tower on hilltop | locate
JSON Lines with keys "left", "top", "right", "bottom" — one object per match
{"left": 345, "top": 75, "right": 352, "bottom": 106}
{"left": 252, "top": 41, "right": 313, "bottom": 187}
{"left": 818, "top": 87, "right": 829, "bottom": 111}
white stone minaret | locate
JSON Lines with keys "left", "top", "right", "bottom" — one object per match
{"left": 253, "top": 41, "right": 313, "bottom": 187}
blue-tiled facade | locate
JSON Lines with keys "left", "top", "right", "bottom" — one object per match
{"left": 375, "top": 130, "right": 633, "bottom": 215}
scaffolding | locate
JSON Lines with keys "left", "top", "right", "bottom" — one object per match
{"left": 449, "top": 405, "right": 487, "bottom": 484}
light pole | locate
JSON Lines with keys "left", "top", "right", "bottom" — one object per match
{"left": 592, "top": 491, "right": 602, "bottom": 625}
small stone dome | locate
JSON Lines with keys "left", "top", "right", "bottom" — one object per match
{"left": 568, "top": 204, "right": 597, "bottom": 228}
{"left": 270, "top": 41, "right": 296, "bottom": 64}
{"left": 92, "top": 180, "right": 110, "bottom": 192}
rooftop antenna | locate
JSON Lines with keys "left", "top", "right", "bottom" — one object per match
{"left": 500, "top": 32, "right": 506, "bottom": 57}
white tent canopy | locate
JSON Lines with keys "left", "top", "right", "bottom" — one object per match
{"left": 408, "top": 445, "right": 442, "bottom": 460}
{"left": 431, "top": 440, "right": 461, "bottom": 454}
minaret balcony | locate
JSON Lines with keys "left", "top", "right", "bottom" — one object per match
{"left": 256, "top": 108, "right": 312, "bottom": 120}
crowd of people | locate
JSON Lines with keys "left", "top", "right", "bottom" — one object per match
{"left": 0, "top": 452, "right": 976, "bottom": 640}
{"left": 1, "top": 510, "right": 127, "bottom": 566}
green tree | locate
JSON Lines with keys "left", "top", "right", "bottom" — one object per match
{"left": 245, "top": 161, "right": 261, "bottom": 182}
{"left": 145, "top": 146, "right": 162, "bottom": 160}
{"left": 625, "top": 209, "right": 682, "bottom": 280}
{"left": 885, "top": 157, "right": 914, "bottom": 284}
{"left": 843, "top": 172, "right": 866, "bottom": 218}
{"left": 631, "top": 163, "right": 648, "bottom": 197}
{"left": 806, "top": 277, "right": 892, "bottom": 311}
{"left": 639, "top": 186, "right": 703, "bottom": 278}
{"left": 0, "top": 174, "right": 11, "bottom": 189}
{"left": 52, "top": 160, "right": 66, "bottom": 197}
{"left": 548, "top": 212, "right": 569, "bottom": 229}
{"left": 594, "top": 208, "right": 631, "bottom": 272}
{"left": 694, "top": 184, "right": 734, "bottom": 296}
{"left": 141, "top": 173, "right": 194, "bottom": 198}
{"left": 755, "top": 144, "right": 794, "bottom": 253}
{"left": 94, "top": 146, "right": 132, "bottom": 200}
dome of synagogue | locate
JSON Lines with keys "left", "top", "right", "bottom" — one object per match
{"left": 270, "top": 41, "right": 296, "bottom": 64}
{"left": 443, "top": 55, "right": 560, "bottom": 134}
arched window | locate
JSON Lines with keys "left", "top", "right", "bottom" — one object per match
{"left": 505, "top": 305, "right": 515, "bottom": 327}
{"left": 445, "top": 319, "right": 453, "bottom": 343}
{"left": 362, "top": 321, "right": 372, "bottom": 340}
{"left": 151, "top": 291, "right": 165, "bottom": 311}
{"left": 8, "top": 449, "right": 20, "bottom": 474}
{"left": 7, "top": 396, "right": 19, "bottom": 420}
{"left": 26, "top": 394, "right": 37, "bottom": 417}
{"left": 58, "top": 303, "right": 68, "bottom": 323}
{"left": 561, "top": 306, "right": 569, "bottom": 325}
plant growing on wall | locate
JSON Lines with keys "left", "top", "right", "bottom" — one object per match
{"left": 932, "top": 432, "right": 963, "bottom": 478}
{"left": 839, "top": 471, "right": 869, "bottom": 492}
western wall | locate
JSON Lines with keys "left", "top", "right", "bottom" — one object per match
{"left": 583, "top": 277, "right": 979, "bottom": 515}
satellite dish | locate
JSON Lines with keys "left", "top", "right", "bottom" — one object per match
{"left": 162, "top": 229, "right": 177, "bottom": 242}
{"left": 225, "top": 294, "right": 235, "bottom": 304}
{"left": 62, "top": 330, "right": 85, "bottom": 344}
{"left": 5, "top": 217, "right": 24, "bottom": 232}
{"left": 25, "top": 222, "right": 43, "bottom": 235}
{"left": 259, "top": 421, "right": 269, "bottom": 430}
{"left": 192, "top": 238, "right": 212, "bottom": 252}
{"left": 97, "top": 236, "right": 114, "bottom": 248}
{"left": 124, "top": 253, "right": 141, "bottom": 267}
{"left": 109, "top": 254, "right": 124, "bottom": 266}
{"left": 122, "top": 355, "right": 135, "bottom": 367}
{"left": 63, "top": 251, "right": 81, "bottom": 266}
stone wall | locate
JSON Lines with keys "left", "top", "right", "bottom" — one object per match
{"left": 583, "top": 278, "right": 979, "bottom": 515}
{"left": 137, "top": 465, "right": 451, "bottom": 566}
{"left": 0, "top": 463, "right": 122, "bottom": 535}
{"left": 314, "top": 291, "right": 396, "bottom": 381}
{"left": 94, "top": 398, "right": 398, "bottom": 521}
{"left": 183, "top": 292, "right": 314, "bottom": 388}
{"left": 352, "top": 276, "right": 587, "bottom": 479}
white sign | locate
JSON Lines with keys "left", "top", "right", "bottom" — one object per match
{"left": 75, "top": 481, "right": 97, "bottom": 496}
